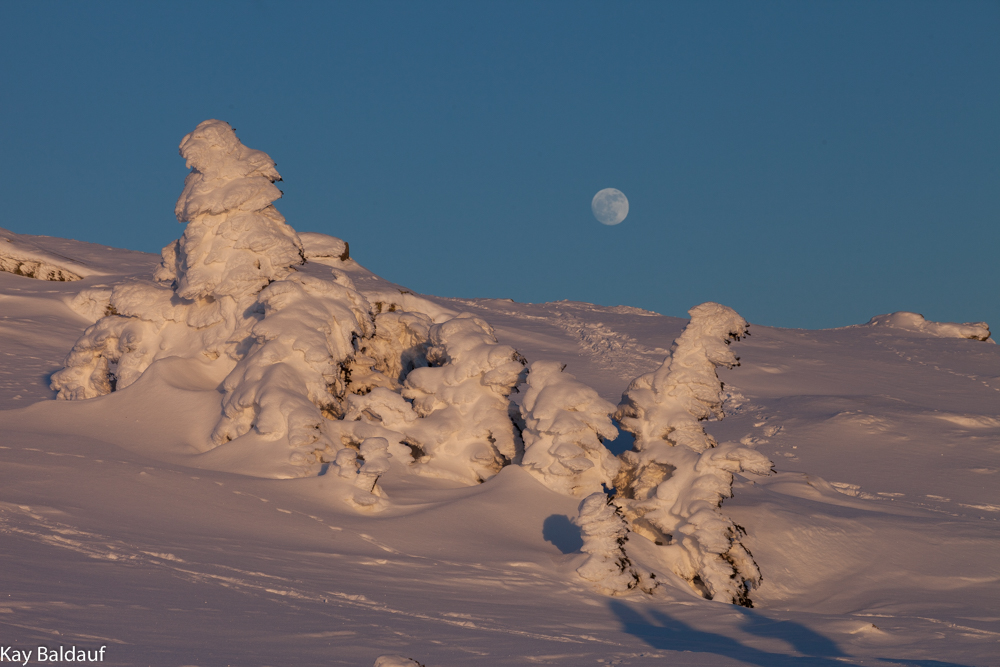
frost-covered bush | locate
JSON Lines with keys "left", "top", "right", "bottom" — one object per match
{"left": 516, "top": 360, "right": 620, "bottom": 497}
{"left": 343, "top": 315, "right": 526, "bottom": 484}
{"left": 614, "top": 302, "right": 772, "bottom": 606}
{"left": 574, "top": 492, "right": 646, "bottom": 595}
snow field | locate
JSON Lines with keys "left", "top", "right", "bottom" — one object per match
{"left": 1, "top": 121, "right": 998, "bottom": 665}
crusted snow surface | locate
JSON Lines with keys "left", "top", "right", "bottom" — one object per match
{"left": 866, "top": 311, "right": 993, "bottom": 342}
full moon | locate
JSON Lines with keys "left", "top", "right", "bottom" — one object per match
{"left": 591, "top": 188, "right": 629, "bottom": 225}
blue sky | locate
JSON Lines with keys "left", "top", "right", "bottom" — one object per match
{"left": 2, "top": 1, "right": 997, "bottom": 329}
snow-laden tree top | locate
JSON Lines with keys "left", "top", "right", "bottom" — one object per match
{"left": 158, "top": 119, "right": 303, "bottom": 303}
{"left": 618, "top": 301, "right": 749, "bottom": 453}
{"left": 174, "top": 119, "right": 282, "bottom": 219}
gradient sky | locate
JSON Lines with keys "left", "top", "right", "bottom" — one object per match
{"left": 2, "top": 1, "right": 997, "bottom": 330}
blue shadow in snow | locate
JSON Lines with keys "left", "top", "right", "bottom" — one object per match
{"left": 876, "top": 661, "right": 978, "bottom": 667}
{"left": 603, "top": 426, "right": 635, "bottom": 457}
{"left": 610, "top": 602, "right": 975, "bottom": 667}
{"left": 542, "top": 514, "right": 583, "bottom": 554}
{"left": 611, "top": 600, "right": 852, "bottom": 666}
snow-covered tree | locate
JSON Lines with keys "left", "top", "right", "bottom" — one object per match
{"left": 613, "top": 302, "right": 772, "bottom": 606}
{"left": 157, "top": 119, "right": 303, "bottom": 305}
{"left": 50, "top": 121, "right": 384, "bottom": 474}
{"left": 574, "top": 492, "right": 652, "bottom": 595}
{"left": 516, "top": 360, "right": 620, "bottom": 497}
{"left": 343, "top": 314, "right": 526, "bottom": 484}
{"left": 211, "top": 270, "right": 373, "bottom": 464}
{"left": 52, "top": 120, "right": 305, "bottom": 401}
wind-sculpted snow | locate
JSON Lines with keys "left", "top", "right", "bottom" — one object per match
{"left": 613, "top": 302, "right": 773, "bottom": 606}
{"left": 516, "top": 360, "right": 620, "bottom": 497}
{"left": 866, "top": 311, "right": 993, "bottom": 342}
{"left": 6, "top": 216, "right": 1000, "bottom": 664}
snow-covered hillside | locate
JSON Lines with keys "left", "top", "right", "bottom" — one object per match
{"left": 1, "top": 123, "right": 998, "bottom": 666}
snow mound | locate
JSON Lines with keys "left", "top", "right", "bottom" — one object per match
{"left": 0, "top": 227, "right": 90, "bottom": 281}
{"left": 613, "top": 302, "right": 772, "bottom": 606}
{"left": 866, "top": 312, "right": 992, "bottom": 342}
{"left": 66, "top": 287, "right": 115, "bottom": 322}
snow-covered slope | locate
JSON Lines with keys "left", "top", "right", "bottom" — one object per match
{"left": 1, "top": 231, "right": 997, "bottom": 666}
{"left": 1, "top": 121, "right": 997, "bottom": 666}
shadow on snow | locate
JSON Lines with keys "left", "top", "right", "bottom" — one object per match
{"left": 609, "top": 601, "right": 975, "bottom": 667}
{"left": 542, "top": 514, "right": 583, "bottom": 554}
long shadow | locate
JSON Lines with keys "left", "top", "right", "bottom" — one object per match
{"left": 876, "top": 662, "right": 979, "bottom": 667}
{"left": 610, "top": 601, "right": 974, "bottom": 667}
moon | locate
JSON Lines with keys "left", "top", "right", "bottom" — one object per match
{"left": 591, "top": 188, "right": 629, "bottom": 226}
